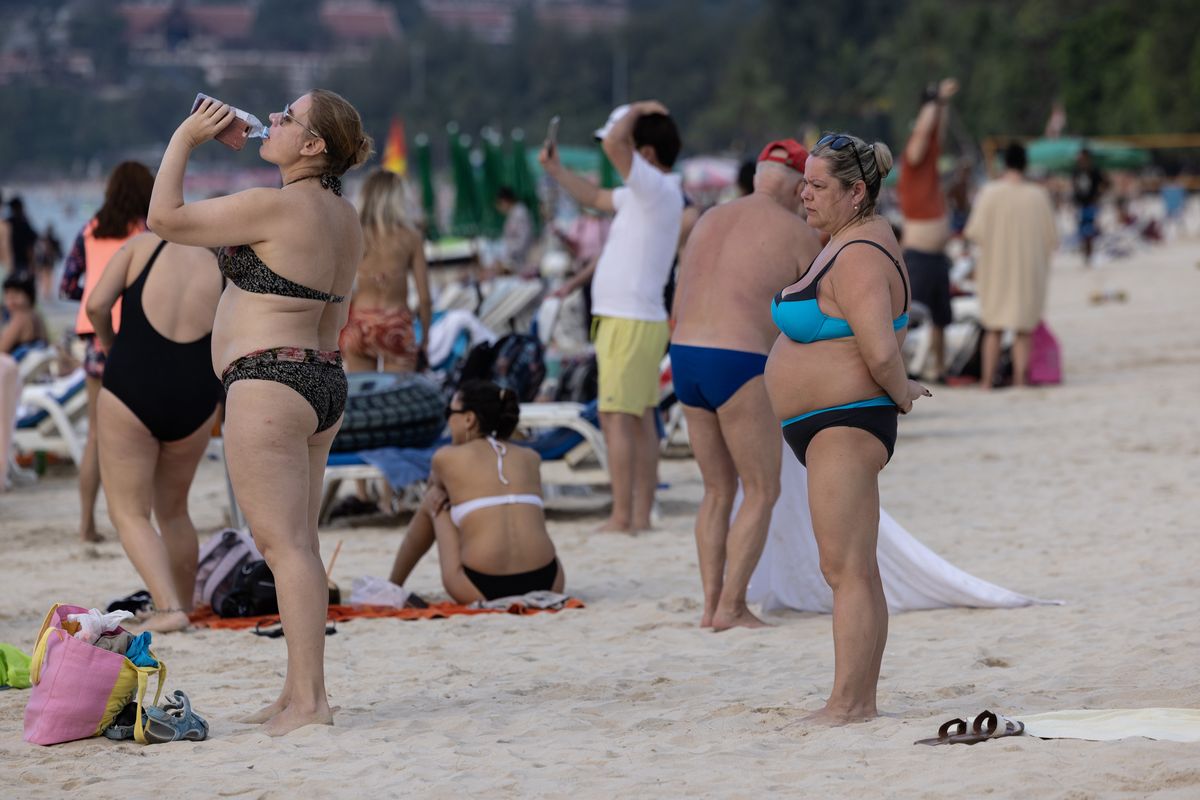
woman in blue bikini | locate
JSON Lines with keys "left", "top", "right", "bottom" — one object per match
{"left": 389, "top": 380, "right": 565, "bottom": 603}
{"left": 764, "top": 132, "right": 931, "bottom": 724}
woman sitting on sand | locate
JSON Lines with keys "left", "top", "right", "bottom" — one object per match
{"left": 86, "top": 233, "right": 223, "bottom": 633}
{"left": 389, "top": 379, "right": 565, "bottom": 602}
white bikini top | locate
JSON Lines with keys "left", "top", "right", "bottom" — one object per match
{"left": 448, "top": 436, "right": 544, "bottom": 527}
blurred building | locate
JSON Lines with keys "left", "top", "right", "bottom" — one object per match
{"left": 113, "top": 0, "right": 403, "bottom": 95}
{"left": 421, "top": 0, "right": 627, "bottom": 45}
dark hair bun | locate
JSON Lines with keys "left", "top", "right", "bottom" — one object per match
{"left": 458, "top": 379, "right": 520, "bottom": 439}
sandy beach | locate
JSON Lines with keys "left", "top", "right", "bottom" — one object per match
{"left": 2, "top": 240, "right": 1198, "bottom": 798}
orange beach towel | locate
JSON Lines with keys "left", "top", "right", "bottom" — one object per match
{"left": 188, "top": 600, "right": 584, "bottom": 631}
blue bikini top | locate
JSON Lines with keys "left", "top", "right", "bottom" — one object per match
{"left": 772, "top": 239, "right": 909, "bottom": 343}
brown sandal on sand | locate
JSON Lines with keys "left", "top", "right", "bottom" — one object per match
{"left": 914, "top": 717, "right": 970, "bottom": 745}
{"left": 970, "top": 710, "right": 1025, "bottom": 742}
{"left": 914, "top": 710, "right": 1025, "bottom": 746}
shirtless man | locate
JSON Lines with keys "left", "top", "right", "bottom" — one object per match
{"left": 670, "top": 140, "right": 822, "bottom": 630}
{"left": 899, "top": 77, "right": 957, "bottom": 379}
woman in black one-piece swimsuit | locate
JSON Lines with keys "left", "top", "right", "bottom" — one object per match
{"left": 86, "top": 233, "right": 223, "bottom": 634}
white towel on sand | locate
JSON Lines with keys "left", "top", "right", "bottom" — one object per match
{"left": 744, "top": 441, "right": 1060, "bottom": 614}
{"left": 1019, "top": 709, "right": 1200, "bottom": 742}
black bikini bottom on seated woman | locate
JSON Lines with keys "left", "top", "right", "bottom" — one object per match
{"left": 221, "top": 346, "right": 348, "bottom": 433}
{"left": 463, "top": 558, "right": 560, "bottom": 601}
{"left": 782, "top": 405, "right": 898, "bottom": 467}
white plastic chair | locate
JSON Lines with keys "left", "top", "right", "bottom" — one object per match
{"left": 13, "top": 368, "right": 88, "bottom": 466}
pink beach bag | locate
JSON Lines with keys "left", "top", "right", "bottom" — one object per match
{"left": 23, "top": 604, "right": 166, "bottom": 746}
{"left": 1027, "top": 321, "right": 1062, "bottom": 385}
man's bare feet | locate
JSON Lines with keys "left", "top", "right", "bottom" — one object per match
{"left": 711, "top": 606, "right": 768, "bottom": 632}
{"left": 126, "top": 610, "right": 190, "bottom": 634}
{"left": 262, "top": 703, "right": 333, "bottom": 737}
{"left": 80, "top": 530, "right": 105, "bottom": 543}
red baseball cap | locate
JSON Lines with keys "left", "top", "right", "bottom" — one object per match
{"left": 757, "top": 139, "right": 808, "bottom": 171}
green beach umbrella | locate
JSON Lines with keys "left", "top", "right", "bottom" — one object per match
{"left": 480, "top": 128, "right": 506, "bottom": 238}
{"left": 448, "top": 125, "right": 481, "bottom": 237}
{"left": 414, "top": 133, "right": 439, "bottom": 241}
{"left": 509, "top": 130, "right": 542, "bottom": 233}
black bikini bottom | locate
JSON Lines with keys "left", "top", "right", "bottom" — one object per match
{"left": 463, "top": 557, "right": 560, "bottom": 601}
{"left": 222, "top": 346, "right": 348, "bottom": 433}
{"left": 782, "top": 405, "right": 897, "bottom": 467}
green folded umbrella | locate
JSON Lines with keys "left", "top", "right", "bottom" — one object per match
{"left": 414, "top": 133, "right": 440, "bottom": 241}
{"left": 448, "top": 125, "right": 482, "bottom": 237}
{"left": 599, "top": 144, "right": 622, "bottom": 189}
{"left": 480, "top": 129, "right": 506, "bottom": 238}
{"left": 509, "top": 130, "right": 542, "bottom": 233}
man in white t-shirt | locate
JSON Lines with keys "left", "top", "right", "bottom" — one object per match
{"left": 539, "top": 100, "right": 683, "bottom": 532}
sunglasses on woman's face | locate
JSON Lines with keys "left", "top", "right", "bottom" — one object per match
{"left": 281, "top": 102, "right": 322, "bottom": 140}
{"left": 816, "top": 133, "right": 873, "bottom": 192}
{"left": 445, "top": 406, "right": 467, "bottom": 421}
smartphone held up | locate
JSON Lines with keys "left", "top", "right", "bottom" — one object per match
{"left": 544, "top": 115, "right": 561, "bottom": 157}
{"left": 190, "top": 93, "right": 267, "bottom": 151}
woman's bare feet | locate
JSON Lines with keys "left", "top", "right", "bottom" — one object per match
{"left": 238, "top": 696, "right": 289, "bottom": 725}
{"left": 801, "top": 703, "right": 878, "bottom": 726}
{"left": 595, "top": 518, "right": 636, "bottom": 535}
{"left": 711, "top": 606, "right": 768, "bottom": 631}
{"left": 262, "top": 702, "right": 334, "bottom": 737}
{"left": 126, "top": 610, "right": 190, "bottom": 633}
{"left": 80, "top": 529, "right": 105, "bottom": 543}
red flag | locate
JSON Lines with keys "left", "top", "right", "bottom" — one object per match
{"left": 383, "top": 117, "right": 407, "bottom": 175}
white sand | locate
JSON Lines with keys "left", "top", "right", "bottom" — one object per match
{"left": 2, "top": 241, "right": 1199, "bottom": 798}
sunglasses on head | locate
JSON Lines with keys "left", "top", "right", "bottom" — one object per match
{"left": 281, "top": 102, "right": 322, "bottom": 140}
{"left": 816, "top": 133, "right": 875, "bottom": 193}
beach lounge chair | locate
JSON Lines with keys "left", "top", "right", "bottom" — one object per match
{"left": 13, "top": 367, "right": 88, "bottom": 466}
{"left": 14, "top": 343, "right": 55, "bottom": 382}
{"left": 477, "top": 277, "right": 545, "bottom": 335}
{"left": 516, "top": 401, "right": 607, "bottom": 471}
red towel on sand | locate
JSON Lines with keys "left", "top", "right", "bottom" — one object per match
{"left": 188, "top": 600, "right": 584, "bottom": 630}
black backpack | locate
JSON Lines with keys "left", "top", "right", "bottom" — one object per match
{"left": 449, "top": 333, "right": 546, "bottom": 402}
{"left": 555, "top": 355, "right": 598, "bottom": 403}
{"left": 213, "top": 560, "right": 278, "bottom": 618}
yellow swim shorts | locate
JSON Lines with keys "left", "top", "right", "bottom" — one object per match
{"left": 592, "top": 315, "right": 669, "bottom": 415}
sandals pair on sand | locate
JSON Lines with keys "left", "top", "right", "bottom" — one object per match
{"left": 103, "top": 690, "right": 209, "bottom": 744}
{"left": 915, "top": 709, "right": 1025, "bottom": 746}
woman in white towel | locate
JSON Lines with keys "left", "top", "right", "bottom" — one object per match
{"left": 389, "top": 379, "right": 565, "bottom": 602}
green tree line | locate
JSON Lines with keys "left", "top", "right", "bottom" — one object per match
{"left": 1, "top": 0, "right": 1197, "bottom": 177}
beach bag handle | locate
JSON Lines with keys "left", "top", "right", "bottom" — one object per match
{"left": 132, "top": 661, "right": 167, "bottom": 745}
{"left": 28, "top": 603, "right": 68, "bottom": 685}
